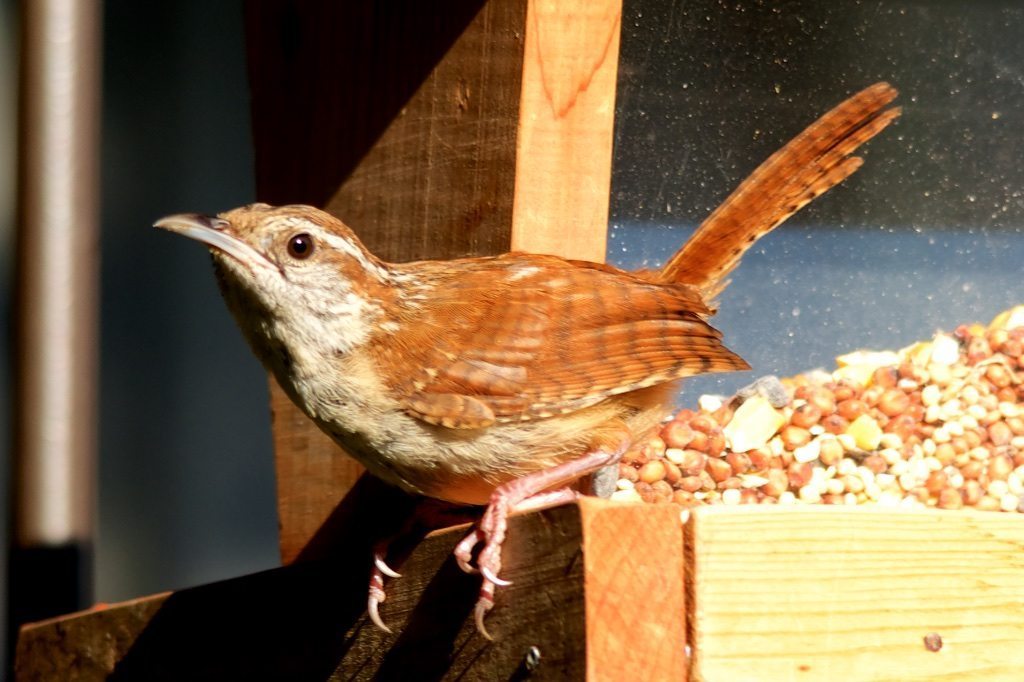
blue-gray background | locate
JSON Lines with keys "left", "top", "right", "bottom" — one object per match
{"left": 1, "top": 0, "right": 1022, "bottom": 664}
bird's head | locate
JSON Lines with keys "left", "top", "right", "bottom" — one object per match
{"left": 155, "top": 203, "right": 391, "bottom": 358}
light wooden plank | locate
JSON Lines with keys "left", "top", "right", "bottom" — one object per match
{"left": 581, "top": 497, "right": 687, "bottom": 681}
{"left": 689, "top": 506, "right": 1024, "bottom": 681}
{"left": 510, "top": 0, "right": 622, "bottom": 262}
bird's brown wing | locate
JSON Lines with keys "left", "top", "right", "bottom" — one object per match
{"left": 369, "top": 254, "right": 748, "bottom": 429}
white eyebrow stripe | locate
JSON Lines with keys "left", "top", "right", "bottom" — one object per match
{"left": 314, "top": 229, "right": 391, "bottom": 282}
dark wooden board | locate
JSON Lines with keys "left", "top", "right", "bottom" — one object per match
{"left": 17, "top": 503, "right": 591, "bottom": 681}
{"left": 244, "top": 0, "right": 525, "bottom": 262}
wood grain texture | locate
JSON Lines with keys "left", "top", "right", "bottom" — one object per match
{"left": 321, "top": 1, "right": 527, "bottom": 264}
{"left": 16, "top": 502, "right": 683, "bottom": 680}
{"left": 14, "top": 595, "right": 168, "bottom": 681}
{"left": 688, "top": 506, "right": 1024, "bottom": 681}
{"left": 510, "top": 0, "right": 621, "bottom": 262}
{"left": 580, "top": 497, "right": 687, "bottom": 681}
{"left": 244, "top": 0, "right": 516, "bottom": 260}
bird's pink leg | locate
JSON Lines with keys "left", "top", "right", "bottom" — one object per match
{"left": 455, "top": 440, "right": 631, "bottom": 639}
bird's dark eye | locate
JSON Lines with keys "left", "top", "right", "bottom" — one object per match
{"left": 286, "top": 233, "right": 314, "bottom": 259}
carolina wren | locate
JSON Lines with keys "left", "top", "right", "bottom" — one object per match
{"left": 156, "top": 83, "right": 899, "bottom": 637}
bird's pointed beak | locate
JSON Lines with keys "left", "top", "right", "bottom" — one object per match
{"left": 154, "top": 213, "right": 275, "bottom": 271}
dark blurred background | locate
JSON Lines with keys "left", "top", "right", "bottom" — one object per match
{"left": 2, "top": 0, "right": 1021, "bottom": 667}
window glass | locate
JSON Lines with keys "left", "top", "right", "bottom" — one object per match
{"left": 610, "top": 0, "right": 1024, "bottom": 400}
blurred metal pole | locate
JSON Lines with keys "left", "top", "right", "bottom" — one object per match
{"left": 9, "top": 0, "right": 101, "bottom": 644}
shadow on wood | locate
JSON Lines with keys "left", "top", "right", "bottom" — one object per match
{"left": 16, "top": 501, "right": 593, "bottom": 681}
{"left": 243, "top": 0, "right": 495, "bottom": 210}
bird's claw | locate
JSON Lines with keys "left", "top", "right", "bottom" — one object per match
{"left": 374, "top": 553, "right": 402, "bottom": 579}
{"left": 474, "top": 596, "right": 495, "bottom": 641}
{"left": 367, "top": 586, "right": 392, "bottom": 634}
{"left": 481, "top": 565, "right": 512, "bottom": 587}
{"left": 368, "top": 545, "right": 398, "bottom": 634}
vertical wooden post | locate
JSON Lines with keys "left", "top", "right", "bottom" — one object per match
{"left": 244, "top": 0, "right": 623, "bottom": 563}
{"left": 512, "top": 0, "right": 621, "bottom": 262}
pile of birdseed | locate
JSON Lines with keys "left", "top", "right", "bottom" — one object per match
{"left": 613, "top": 306, "right": 1024, "bottom": 513}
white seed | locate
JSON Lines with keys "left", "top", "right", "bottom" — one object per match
{"left": 969, "top": 447, "right": 990, "bottom": 461}
{"left": 945, "top": 420, "right": 965, "bottom": 437}
{"left": 1001, "top": 493, "right": 1019, "bottom": 513}
{"left": 665, "top": 448, "right": 686, "bottom": 465}
{"left": 932, "top": 426, "right": 951, "bottom": 444}
{"left": 779, "top": 491, "right": 797, "bottom": 505}
{"left": 616, "top": 478, "right": 635, "bottom": 491}
{"left": 794, "top": 440, "right": 821, "bottom": 463}
{"left": 911, "top": 459, "right": 932, "bottom": 480}
{"left": 959, "top": 415, "right": 979, "bottom": 430}
{"left": 940, "top": 399, "right": 962, "bottom": 421}
{"left": 878, "top": 491, "right": 903, "bottom": 506}
{"left": 928, "top": 364, "right": 950, "bottom": 386}
{"left": 967, "top": 404, "right": 988, "bottom": 420}
{"left": 740, "top": 474, "right": 769, "bottom": 488}
{"left": 799, "top": 485, "right": 822, "bottom": 503}
{"left": 879, "top": 433, "right": 904, "bottom": 450}
{"left": 900, "top": 495, "right": 925, "bottom": 509}
{"left": 922, "top": 384, "right": 942, "bottom": 407}
{"left": 881, "top": 448, "right": 904, "bottom": 466}
{"left": 930, "top": 333, "right": 960, "bottom": 365}
{"left": 987, "top": 479, "right": 1010, "bottom": 498}
{"left": 897, "top": 378, "right": 920, "bottom": 391}
{"left": 698, "top": 394, "right": 724, "bottom": 413}
{"left": 999, "top": 402, "right": 1020, "bottom": 418}
{"left": 610, "top": 489, "right": 642, "bottom": 502}
{"left": 722, "top": 488, "right": 741, "bottom": 505}
{"left": 837, "top": 434, "right": 857, "bottom": 452}
{"left": 837, "top": 458, "right": 858, "bottom": 476}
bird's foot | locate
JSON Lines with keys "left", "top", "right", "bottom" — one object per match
{"left": 367, "top": 542, "right": 402, "bottom": 633}
{"left": 454, "top": 439, "right": 629, "bottom": 638}
{"left": 365, "top": 498, "right": 476, "bottom": 634}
